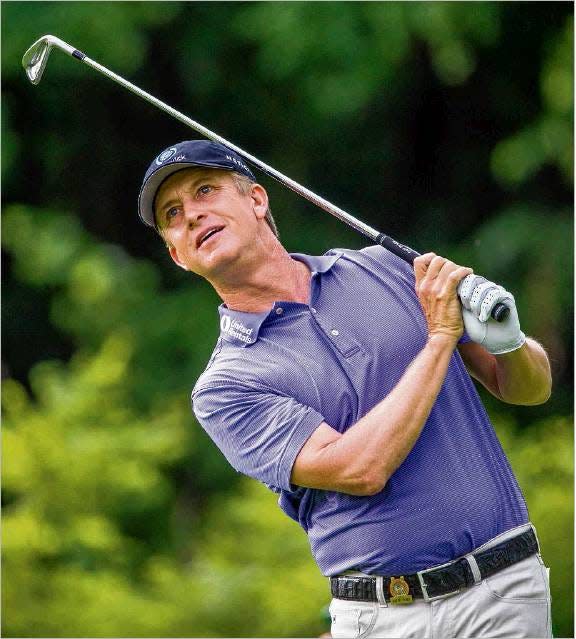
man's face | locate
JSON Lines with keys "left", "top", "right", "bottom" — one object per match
{"left": 155, "top": 168, "right": 268, "bottom": 279}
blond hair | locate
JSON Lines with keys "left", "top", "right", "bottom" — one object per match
{"left": 231, "top": 173, "right": 279, "bottom": 238}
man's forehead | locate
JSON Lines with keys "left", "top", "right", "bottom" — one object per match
{"left": 158, "top": 167, "right": 230, "bottom": 195}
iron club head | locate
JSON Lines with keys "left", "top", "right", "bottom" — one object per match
{"left": 22, "top": 35, "right": 56, "bottom": 84}
{"left": 22, "top": 35, "right": 80, "bottom": 84}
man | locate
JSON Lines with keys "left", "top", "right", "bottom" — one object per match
{"left": 138, "top": 140, "right": 552, "bottom": 638}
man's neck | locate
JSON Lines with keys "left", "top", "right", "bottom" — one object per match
{"left": 211, "top": 244, "right": 311, "bottom": 314}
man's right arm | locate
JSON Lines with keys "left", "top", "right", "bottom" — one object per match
{"left": 291, "top": 254, "right": 472, "bottom": 496}
{"left": 291, "top": 333, "right": 457, "bottom": 495}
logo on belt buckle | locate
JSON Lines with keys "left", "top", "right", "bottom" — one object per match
{"left": 389, "top": 576, "right": 413, "bottom": 604}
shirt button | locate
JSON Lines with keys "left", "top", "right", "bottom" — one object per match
{"left": 275, "top": 307, "right": 284, "bottom": 315}
{"left": 311, "top": 307, "right": 317, "bottom": 314}
{"left": 331, "top": 329, "right": 339, "bottom": 336}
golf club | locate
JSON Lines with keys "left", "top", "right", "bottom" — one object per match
{"left": 22, "top": 34, "right": 509, "bottom": 322}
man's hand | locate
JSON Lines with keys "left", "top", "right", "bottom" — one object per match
{"left": 414, "top": 253, "right": 473, "bottom": 342}
{"left": 458, "top": 274, "right": 526, "bottom": 354}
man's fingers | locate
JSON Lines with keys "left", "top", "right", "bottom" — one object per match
{"left": 420, "top": 257, "right": 469, "bottom": 288}
{"left": 414, "top": 254, "right": 453, "bottom": 292}
{"left": 446, "top": 266, "right": 474, "bottom": 293}
{"left": 458, "top": 274, "right": 487, "bottom": 309}
{"left": 413, "top": 256, "right": 472, "bottom": 341}
{"left": 458, "top": 274, "right": 513, "bottom": 322}
{"left": 478, "top": 288, "right": 512, "bottom": 323}
{"left": 429, "top": 264, "right": 473, "bottom": 299}
{"left": 426, "top": 256, "right": 452, "bottom": 281}
{"left": 414, "top": 254, "right": 473, "bottom": 305}
{"left": 413, "top": 253, "right": 437, "bottom": 285}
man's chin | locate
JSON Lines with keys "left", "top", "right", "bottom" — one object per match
{"left": 197, "top": 246, "right": 241, "bottom": 278}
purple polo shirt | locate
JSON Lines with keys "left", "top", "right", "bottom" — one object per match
{"left": 192, "top": 246, "right": 528, "bottom": 576}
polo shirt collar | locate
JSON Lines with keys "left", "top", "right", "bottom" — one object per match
{"left": 218, "top": 306, "right": 268, "bottom": 347}
{"left": 217, "top": 251, "right": 343, "bottom": 347}
{"left": 290, "top": 251, "right": 342, "bottom": 273}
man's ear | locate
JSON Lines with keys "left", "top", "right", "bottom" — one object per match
{"left": 250, "top": 184, "right": 269, "bottom": 220}
{"left": 169, "top": 245, "right": 188, "bottom": 270}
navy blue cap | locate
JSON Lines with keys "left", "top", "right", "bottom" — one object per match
{"left": 138, "top": 140, "right": 256, "bottom": 228}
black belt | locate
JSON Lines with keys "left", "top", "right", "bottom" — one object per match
{"left": 330, "top": 528, "right": 538, "bottom": 604}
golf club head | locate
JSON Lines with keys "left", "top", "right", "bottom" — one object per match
{"left": 22, "top": 35, "right": 81, "bottom": 84}
{"left": 22, "top": 35, "right": 57, "bottom": 84}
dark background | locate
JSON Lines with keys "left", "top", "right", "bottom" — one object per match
{"left": 2, "top": 3, "right": 573, "bottom": 636}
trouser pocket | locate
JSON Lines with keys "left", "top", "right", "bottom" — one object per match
{"left": 329, "top": 598, "right": 378, "bottom": 639}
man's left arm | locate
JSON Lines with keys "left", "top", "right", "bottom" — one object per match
{"left": 458, "top": 338, "right": 552, "bottom": 405}
{"left": 455, "top": 272, "right": 552, "bottom": 405}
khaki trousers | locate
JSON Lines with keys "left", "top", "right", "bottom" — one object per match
{"left": 329, "top": 526, "right": 552, "bottom": 639}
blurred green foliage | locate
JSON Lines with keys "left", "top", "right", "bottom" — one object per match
{"left": 2, "top": 2, "right": 573, "bottom": 637}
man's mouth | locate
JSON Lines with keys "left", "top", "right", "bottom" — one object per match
{"left": 197, "top": 226, "right": 224, "bottom": 249}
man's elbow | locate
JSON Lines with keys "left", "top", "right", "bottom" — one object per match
{"left": 503, "top": 381, "right": 552, "bottom": 406}
{"left": 351, "top": 471, "right": 389, "bottom": 496}
{"left": 360, "top": 479, "right": 387, "bottom": 496}
{"left": 520, "top": 385, "right": 552, "bottom": 406}
{"left": 320, "top": 462, "right": 389, "bottom": 496}
{"left": 533, "top": 379, "right": 553, "bottom": 404}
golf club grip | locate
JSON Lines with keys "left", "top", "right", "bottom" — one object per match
{"left": 375, "top": 233, "right": 510, "bottom": 323}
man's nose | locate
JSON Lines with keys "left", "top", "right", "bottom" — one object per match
{"left": 183, "top": 201, "right": 206, "bottom": 225}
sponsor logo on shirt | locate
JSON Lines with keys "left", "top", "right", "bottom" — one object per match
{"left": 220, "top": 314, "right": 254, "bottom": 344}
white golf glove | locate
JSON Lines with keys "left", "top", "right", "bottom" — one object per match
{"left": 458, "top": 274, "right": 526, "bottom": 355}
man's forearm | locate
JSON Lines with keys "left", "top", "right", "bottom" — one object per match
{"left": 327, "top": 334, "right": 457, "bottom": 494}
{"left": 495, "top": 337, "right": 552, "bottom": 405}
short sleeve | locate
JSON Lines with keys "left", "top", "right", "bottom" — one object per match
{"left": 192, "top": 382, "right": 326, "bottom": 492}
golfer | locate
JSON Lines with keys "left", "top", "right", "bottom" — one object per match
{"left": 139, "top": 140, "right": 552, "bottom": 638}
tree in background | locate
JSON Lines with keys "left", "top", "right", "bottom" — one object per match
{"left": 2, "top": 3, "right": 573, "bottom": 637}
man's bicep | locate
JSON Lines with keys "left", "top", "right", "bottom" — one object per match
{"left": 291, "top": 421, "right": 373, "bottom": 496}
{"left": 291, "top": 421, "right": 342, "bottom": 489}
{"left": 290, "top": 422, "right": 342, "bottom": 490}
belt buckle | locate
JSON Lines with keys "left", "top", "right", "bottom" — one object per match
{"left": 416, "top": 560, "right": 461, "bottom": 602}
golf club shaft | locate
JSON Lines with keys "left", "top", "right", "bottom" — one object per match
{"left": 23, "top": 36, "right": 509, "bottom": 321}
{"left": 79, "top": 53, "right": 382, "bottom": 242}
{"left": 68, "top": 51, "right": 468, "bottom": 266}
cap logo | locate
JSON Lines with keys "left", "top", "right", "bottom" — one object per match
{"left": 155, "top": 147, "right": 178, "bottom": 165}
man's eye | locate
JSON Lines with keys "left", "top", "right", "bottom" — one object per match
{"left": 197, "top": 185, "right": 212, "bottom": 196}
{"left": 166, "top": 207, "right": 181, "bottom": 222}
